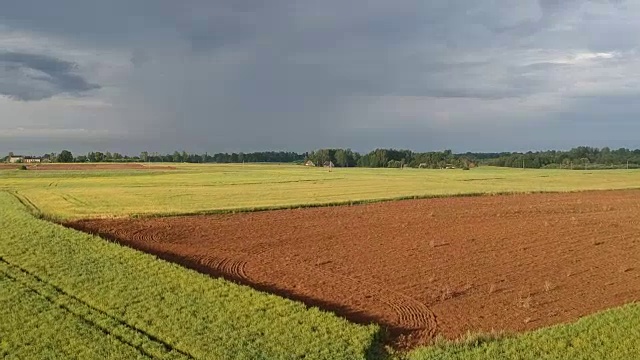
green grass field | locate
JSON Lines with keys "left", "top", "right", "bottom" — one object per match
{"left": 2, "top": 164, "right": 640, "bottom": 220}
{"left": 407, "top": 303, "right": 640, "bottom": 360}
{"left": 1, "top": 164, "right": 639, "bottom": 359}
{"left": 0, "top": 192, "right": 381, "bottom": 359}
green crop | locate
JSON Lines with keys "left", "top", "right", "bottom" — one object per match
{"left": 406, "top": 302, "right": 640, "bottom": 360}
{"left": 0, "top": 192, "right": 381, "bottom": 359}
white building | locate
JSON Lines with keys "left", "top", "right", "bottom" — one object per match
{"left": 8, "top": 156, "right": 42, "bottom": 163}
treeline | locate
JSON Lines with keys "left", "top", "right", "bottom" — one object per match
{"left": 138, "top": 151, "right": 304, "bottom": 163}
{"left": 305, "top": 149, "right": 473, "bottom": 168}
{"left": 6, "top": 151, "right": 306, "bottom": 164}
{"left": 481, "top": 147, "right": 640, "bottom": 169}
{"left": 5, "top": 146, "right": 640, "bottom": 169}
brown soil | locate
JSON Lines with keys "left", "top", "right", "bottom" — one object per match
{"left": 23, "top": 163, "right": 176, "bottom": 170}
{"left": 67, "top": 190, "right": 640, "bottom": 348}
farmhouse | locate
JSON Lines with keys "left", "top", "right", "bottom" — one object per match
{"left": 8, "top": 155, "right": 42, "bottom": 163}
{"left": 304, "top": 160, "right": 315, "bottom": 166}
{"left": 24, "top": 156, "right": 42, "bottom": 163}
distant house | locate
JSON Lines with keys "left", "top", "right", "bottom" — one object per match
{"left": 8, "top": 155, "right": 42, "bottom": 163}
{"left": 304, "top": 160, "right": 315, "bottom": 166}
{"left": 24, "top": 156, "right": 42, "bottom": 163}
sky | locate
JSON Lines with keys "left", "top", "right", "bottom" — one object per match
{"left": 1, "top": 0, "right": 640, "bottom": 155}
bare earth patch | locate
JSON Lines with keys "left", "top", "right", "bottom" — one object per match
{"left": 67, "top": 190, "right": 640, "bottom": 349}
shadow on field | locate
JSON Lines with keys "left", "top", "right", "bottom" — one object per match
{"left": 63, "top": 222, "right": 398, "bottom": 359}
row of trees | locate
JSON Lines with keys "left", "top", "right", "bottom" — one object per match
{"left": 305, "top": 148, "right": 473, "bottom": 168}
{"left": 2, "top": 151, "right": 306, "bottom": 164}
{"left": 480, "top": 147, "right": 640, "bottom": 169}
{"left": 139, "top": 151, "right": 305, "bottom": 164}
{"left": 5, "top": 146, "right": 640, "bottom": 169}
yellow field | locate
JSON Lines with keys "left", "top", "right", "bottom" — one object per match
{"left": 1, "top": 163, "right": 640, "bottom": 220}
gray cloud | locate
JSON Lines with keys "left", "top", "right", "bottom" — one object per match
{"left": 130, "top": 49, "right": 150, "bottom": 68}
{"left": 1, "top": 0, "right": 640, "bottom": 154}
{"left": 0, "top": 52, "right": 100, "bottom": 101}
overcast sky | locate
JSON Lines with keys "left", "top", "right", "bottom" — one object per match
{"left": 1, "top": 0, "right": 640, "bottom": 155}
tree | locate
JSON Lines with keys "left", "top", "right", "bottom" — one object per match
{"left": 94, "top": 152, "right": 105, "bottom": 162}
{"left": 317, "top": 149, "right": 331, "bottom": 165}
{"left": 580, "top": 157, "right": 590, "bottom": 170}
{"left": 57, "top": 150, "right": 74, "bottom": 163}
{"left": 335, "top": 149, "right": 349, "bottom": 167}
{"left": 387, "top": 160, "right": 402, "bottom": 168}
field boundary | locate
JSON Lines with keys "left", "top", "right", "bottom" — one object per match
{"left": 8, "top": 190, "right": 43, "bottom": 218}
{"left": 124, "top": 187, "right": 640, "bottom": 220}
{"left": 59, "top": 221, "right": 396, "bottom": 341}
{"left": 65, "top": 188, "right": 640, "bottom": 353}
{"left": 1, "top": 191, "right": 384, "bottom": 359}
{"left": 0, "top": 256, "right": 195, "bottom": 359}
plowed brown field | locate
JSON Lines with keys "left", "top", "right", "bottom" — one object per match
{"left": 67, "top": 190, "right": 640, "bottom": 348}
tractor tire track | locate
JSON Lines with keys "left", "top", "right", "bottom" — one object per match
{"left": 293, "top": 260, "right": 438, "bottom": 341}
{"left": 0, "top": 257, "right": 194, "bottom": 360}
{"left": 196, "top": 255, "right": 249, "bottom": 282}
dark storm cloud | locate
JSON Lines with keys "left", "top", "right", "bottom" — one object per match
{"left": 1, "top": 0, "right": 640, "bottom": 153}
{"left": 0, "top": 52, "right": 100, "bottom": 101}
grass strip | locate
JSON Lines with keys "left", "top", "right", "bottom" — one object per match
{"left": 0, "top": 273, "right": 148, "bottom": 359}
{"left": 0, "top": 191, "right": 382, "bottom": 360}
{"left": 406, "top": 304, "right": 640, "bottom": 360}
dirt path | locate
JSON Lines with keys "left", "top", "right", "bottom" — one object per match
{"left": 67, "top": 190, "right": 640, "bottom": 348}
